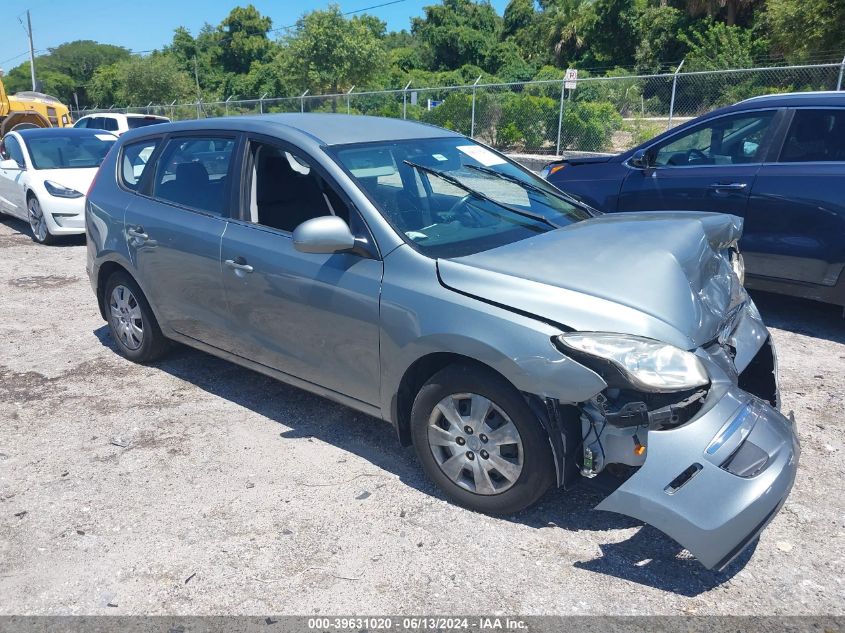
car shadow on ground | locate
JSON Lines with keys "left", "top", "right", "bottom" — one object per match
{"left": 750, "top": 290, "right": 844, "bottom": 345}
{"left": 0, "top": 215, "right": 86, "bottom": 247}
{"left": 93, "top": 323, "right": 761, "bottom": 596}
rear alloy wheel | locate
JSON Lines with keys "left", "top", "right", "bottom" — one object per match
{"left": 28, "top": 197, "right": 56, "bottom": 245}
{"left": 104, "top": 271, "right": 169, "bottom": 362}
{"left": 411, "top": 364, "right": 554, "bottom": 515}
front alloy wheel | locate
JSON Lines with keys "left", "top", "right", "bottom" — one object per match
{"left": 28, "top": 197, "right": 55, "bottom": 245}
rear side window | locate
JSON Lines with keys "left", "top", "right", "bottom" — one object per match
{"left": 153, "top": 137, "right": 235, "bottom": 215}
{"left": 127, "top": 117, "right": 168, "bottom": 129}
{"left": 121, "top": 139, "right": 160, "bottom": 191}
{"left": 780, "top": 109, "right": 845, "bottom": 162}
{"left": 102, "top": 118, "right": 119, "bottom": 132}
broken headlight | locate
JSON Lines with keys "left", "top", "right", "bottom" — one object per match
{"left": 557, "top": 333, "right": 709, "bottom": 392}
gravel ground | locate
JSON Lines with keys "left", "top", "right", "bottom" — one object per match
{"left": 0, "top": 215, "right": 843, "bottom": 616}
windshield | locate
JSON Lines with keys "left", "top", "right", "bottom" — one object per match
{"left": 24, "top": 133, "right": 115, "bottom": 170}
{"left": 332, "top": 138, "right": 592, "bottom": 257}
{"left": 127, "top": 117, "right": 169, "bottom": 129}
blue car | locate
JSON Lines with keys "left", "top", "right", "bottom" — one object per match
{"left": 543, "top": 91, "right": 845, "bottom": 308}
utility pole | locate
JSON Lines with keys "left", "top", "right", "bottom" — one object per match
{"left": 26, "top": 10, "right": 37, "bottom": 91}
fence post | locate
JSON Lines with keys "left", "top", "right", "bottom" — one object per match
{"left": 225, "top": 95, "right": 233, "bottom": 116}
{"left": 259, "top": 93, "right": 268, "bottom": 114}
{"left": 170, "top": 100, "right": 177, "bottom": 120}
{"left": 300, "top": 90, "right": 309, "bottom": 113}
{"left": 838, "top": 53, "right": 845, "bottom": 90}
{"left": 402, "top": 81, "right": 412, "bottom": 119}
{"left": 555, "top": 78, "right": 566, "bottom": 156}
{"left": 667, "top": 58, "right": 685, "bottom": 130}
{"left": 196, "top": 99, "right": 201, "bottom": 119}
{"left": 146, "top": 102, "right": 153, "bottom": 114}
{"left": 346, "top": 85, "right": 355, "bottom": 115}
{"left": 470, "top": 75, "right": 482, "bottom": 138}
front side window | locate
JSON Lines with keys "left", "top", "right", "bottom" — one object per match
{"left": 780, "top": 109, "right": 845, "bottom": 162}
{"left": 653, "top": 112, "right": 775, "bottom": 167}
{"left": 1, "top": 136, "right": 26, "bottom": 167}
{"left": 248, "top": 142, "right": 349, "bottom": 232}
{"left": 332, "top": 137, "right": 591, "bottom": 257}
{"left": 74, "top": 118, "right": 89, "bottom": 129}
{"left": 24, "top": 133, "right": 115, "bottom": 170}
{"left": 120, "top": 139, "right": 159, "bottom": 190}
{"left": 152, "top": 136, "right": 234, "bottom": 215}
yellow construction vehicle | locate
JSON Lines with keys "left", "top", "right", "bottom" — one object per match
{"left": 0, "top": 70, "right": 73, "bottom": 136}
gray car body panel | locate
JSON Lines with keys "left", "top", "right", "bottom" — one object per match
{"left": 597, "top": 355, "right": 799, "bottom": 571}
{"left": 86, "top": 114, "right": 799, "bottom": 571}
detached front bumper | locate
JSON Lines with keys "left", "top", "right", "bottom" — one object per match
{"left": 596, "top": 383, "right": 799, "bottom": 570}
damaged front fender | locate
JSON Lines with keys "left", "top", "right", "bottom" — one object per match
{"left": 596, "top": 385, "right": 799, "bottom": 570}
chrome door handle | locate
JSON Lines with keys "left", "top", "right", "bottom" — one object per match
{"left": 225, "top": 258, "right": 254, "bottom": 273}
{"left": 709, "top": 182, "right": 747, "bottom": 191}
{"left": 127, "top": 226, "right": 148, "bottom": 240}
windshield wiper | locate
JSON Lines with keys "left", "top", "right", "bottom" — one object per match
{"left": 403, "top": 160, "right": 562, "bottom": 229}
{"left": 464, "top": 163, "right": 598, "bottom": 214}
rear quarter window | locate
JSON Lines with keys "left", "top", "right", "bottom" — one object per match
{"left": 120, "top": 139, "right": 160, "bottom": 191}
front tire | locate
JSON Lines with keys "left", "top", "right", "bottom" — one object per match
{"left": 28, "top": 196, "right": 56, "bottom": 245}
{"left": 104, "top": 271, "right": 169, "bottom": 362}
{"left": 411, "top": 364, "right": 555, "bottom": 515}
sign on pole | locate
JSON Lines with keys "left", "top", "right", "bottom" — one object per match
{"left": 564, "top": 68, "right": 578, "bottom": 90}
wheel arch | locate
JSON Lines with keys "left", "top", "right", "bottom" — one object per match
{"left": 393, "top": 352, "right": 503, "bottom": 447}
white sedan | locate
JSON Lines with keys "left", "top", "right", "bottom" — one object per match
{"left": 0, "top": 128, "right": 116, "bottom": 244}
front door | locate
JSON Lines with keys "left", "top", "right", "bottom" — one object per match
{"left": 0, "top": 135, "right": 28, "bottom": 219}
{"left": 220, "top": 140, "right": 383, "bottom": 406}
{"left": 618, "top": 111, "right": 779, "bottom": 221}
{"left": 124, "top": 133, "right": 239, "bottom": 346}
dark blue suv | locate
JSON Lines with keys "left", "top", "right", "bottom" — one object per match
{"left": 544, "top": 92, "right": 845, "bottom": 308}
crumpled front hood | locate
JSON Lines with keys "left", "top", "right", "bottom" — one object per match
{"left": 438, "top": 211, "right": 746, "bottom": 350}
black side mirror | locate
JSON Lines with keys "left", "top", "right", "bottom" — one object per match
{"left": 629, "top": 149, "right": 652, "bottom": 170}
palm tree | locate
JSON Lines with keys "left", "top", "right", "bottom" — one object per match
{"left": 684, "top": 0, "right": 760, "bottom": 26}
{"left": 542, "top": 0, "right": 593, "bottom": 64}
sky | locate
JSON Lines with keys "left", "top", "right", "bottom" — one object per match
{"left": 1, "top": 0, "right": 510, "bottom": 72}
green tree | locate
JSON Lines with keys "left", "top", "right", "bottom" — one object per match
{"left": 539, "top": 0, "right": 596, "bottom": 66}
{"left": 281, "top": 5, "right": 388, "bottom": 99}
{"left": 681, "top": 20, "right": 767, "bottom": 70}
{"left": 3, "top": 40, "right": 130, "bottom": 106}
{"left": 219, "top": 5, "right": 274, "bottom": 74}
{"left": 89, "top": 54, "right": 194, "bottom": 107}
{"left": 411, "top": 0, "right": 502, "bottom": 70}
{"left": 767, "top": 0, "right": 845, "bottom": 62}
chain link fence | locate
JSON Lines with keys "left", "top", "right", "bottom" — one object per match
{"left": 72, "top": 62, "right": 845, "bottom": 156}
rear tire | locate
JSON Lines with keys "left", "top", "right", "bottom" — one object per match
{"left": 410, "top": 364, "right": 555, "bottom": 515}
{"left": 103, "top": 271, "right": 169, "bottom": 362}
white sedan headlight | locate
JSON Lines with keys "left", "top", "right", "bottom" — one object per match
{"left": 558, "top": 332, "right": 709, "bottom": 392}
{"left": 44, "top": 180, "right": 83, "bottom": 199}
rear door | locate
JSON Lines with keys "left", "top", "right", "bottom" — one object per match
{"left": 744, "top": 107, "right": 845, "bottom": 287}
{"left": 618, "top": 110, "right": 780, "bottom": 218}
{"left": 124, "top": 133, "right": 241, "bottom": 345}
{"left": 219, "top": 136, "right": 383, "bottom": 406}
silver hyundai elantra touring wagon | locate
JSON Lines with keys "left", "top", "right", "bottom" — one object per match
{"left": 86, "top": 114, "right": 799, "bottom": 570}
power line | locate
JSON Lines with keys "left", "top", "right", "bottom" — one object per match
{"left": 270, "top": 0, "right": 409, "bottom": 33}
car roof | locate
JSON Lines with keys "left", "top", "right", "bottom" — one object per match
{"left": 734, "top": 90, "right": 845, "bottom": 108}
{"left": 15, "top": 127, "right": 117, "bottom": 139}
{"left": 125, "top": 113, "right": 461, "bottom": 146}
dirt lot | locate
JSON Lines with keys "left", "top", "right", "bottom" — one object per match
{"left": 0, "top": 215, "right": 843, "bottom": 616}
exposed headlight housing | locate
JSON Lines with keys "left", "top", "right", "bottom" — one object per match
{"left": 44, "top": 180, "right": 83, "bottom": 198}
{"left": 557, "top": 332, "right": 709, "bottom": 392}
{"left": 730, "top": 249, "right": 745, "bottom": 285}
